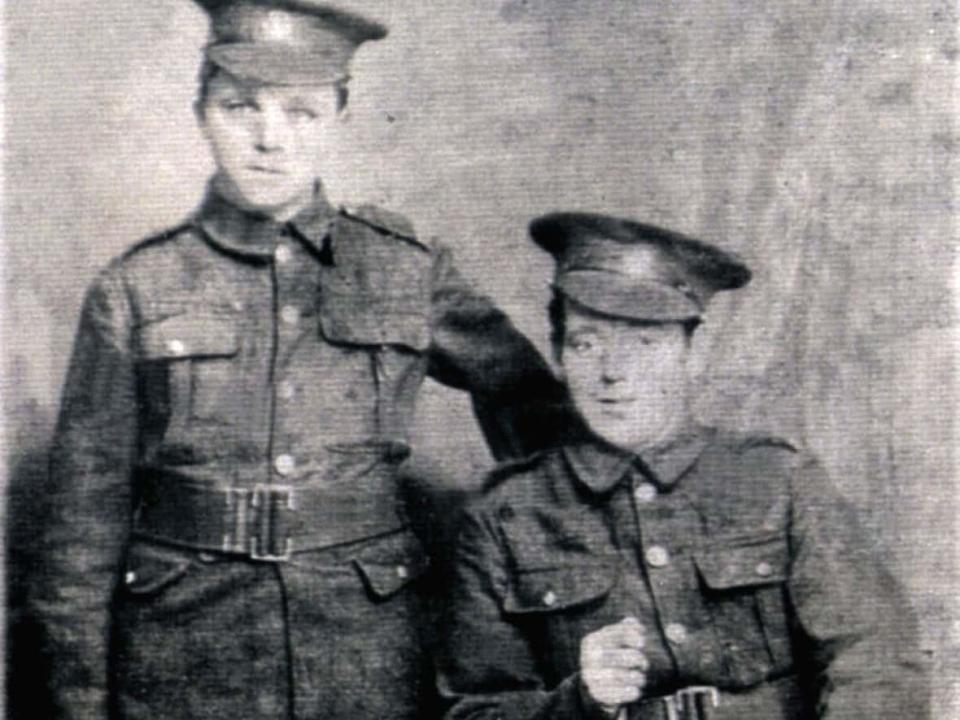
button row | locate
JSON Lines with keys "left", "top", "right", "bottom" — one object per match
{"left": 645, "top": 545, "right": 670, "bottom": 568}
{"left": 274, "top": 454, "right": 296, "bottom": 476}
{"left": 634, "top": 482, "right": 657, "bottom": 503}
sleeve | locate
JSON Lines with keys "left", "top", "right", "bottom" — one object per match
{"left": 27, "top": 268, "right": 139, "bottom": 719}
{"left": 437, "top": 508, "right": 607, "bottom": 720}
{"left": 786, "top": 456, "right": 930, "bottom": 719}
{"left": 426, "top": 244, "right": 580, "bottom": 461}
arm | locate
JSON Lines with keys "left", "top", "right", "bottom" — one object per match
{"left": 787, "top": 457, "right": 930, "bottom": 719}
{"left": 426, "top": 245, "right": 579, "bottom": 461}
{"left": 437, "top": 508, "right": 606, "bottom": 720}
{"left": 28, "top": 269, "right": 139, "bottom": 719}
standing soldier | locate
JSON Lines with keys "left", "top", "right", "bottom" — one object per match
{"left": 29, "top": 3, "right": 569, "bottom": 719}
{"left": 439, "top": 212, "right": 929, "bottom": 719}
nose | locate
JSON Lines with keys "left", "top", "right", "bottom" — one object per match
{"left": 599, "top": 345, "right": 627, "bottom": 384}
{"left": 255, "top": 106, "right": 288, "bottom": 153}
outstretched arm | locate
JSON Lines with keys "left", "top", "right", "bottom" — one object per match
{"left": 426, "top": 244, "right": 579, "bottom": 460}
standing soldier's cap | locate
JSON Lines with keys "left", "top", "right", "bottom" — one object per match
{"left": 530, "top": 212, "right": 751, "bottom": 321}
{"left": 193, "top": 0, "right": 388, "bottom": 84}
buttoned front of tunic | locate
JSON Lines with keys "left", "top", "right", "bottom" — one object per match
{"left": 439, "top": 428, "right": 929, "bottom": 720}
{"left": 30, "top": 183, "right": 571, "bottom": 720}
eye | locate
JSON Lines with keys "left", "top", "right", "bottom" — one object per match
{"left": 287, "top": 106, "right": 319, "bottom": 121}
{"left": 567, "top": 337, "right": 595, "bottom": 355}
{"left": 221, "top": 98, "right": 257, "bottom": 114}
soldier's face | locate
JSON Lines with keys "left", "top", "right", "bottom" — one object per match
{"left": 199, "top": 71, "right": 340, "bottom": 219}
{"left": 561, "top": 305, "right": 692, "bottom": 452}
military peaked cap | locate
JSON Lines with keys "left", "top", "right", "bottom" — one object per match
{"left": 530, "top": 212, "right": 751, "bottom": 321}
{"left": 194, "top": 0, "right": 387, "bottom": 84}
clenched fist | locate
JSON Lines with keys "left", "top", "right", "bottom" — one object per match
{"left": 579, "top": 617, "right": 649, "bottom": 713}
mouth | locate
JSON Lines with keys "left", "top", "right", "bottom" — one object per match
{"left": 247, "top": 165, "right": 285, "bottom": 175}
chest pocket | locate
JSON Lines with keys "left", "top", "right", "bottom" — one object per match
{"left": 693, "top": 532, "right": 794, "bottom": 685}
{"left": 137, "top": 313, "right": 239, "bottom": 426}
{"left": 501, "top": 561, "right": 619, "bottom": 683}
{"left": 318, "top": 222, "right": 432, "bottom": 354}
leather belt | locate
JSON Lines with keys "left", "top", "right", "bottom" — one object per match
{"left": 132, "top": 467, "right": 408, "bottom": 559}
{"left": 626, "top": 675, "right": 804, "bottom": 720}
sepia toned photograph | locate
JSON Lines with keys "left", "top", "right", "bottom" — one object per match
{"left": 3, "top": 1, "right": 957, "bottom": 718}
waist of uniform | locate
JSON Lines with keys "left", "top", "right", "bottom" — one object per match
{"left": 131, "top": 454, "right": 410, "bottom": 560}
{"left": 623, "top": 675, "right": 806, "bottom": 720}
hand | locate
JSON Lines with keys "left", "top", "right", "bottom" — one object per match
{"left": 579, "top": 616, "right": 649, "bottom": 712}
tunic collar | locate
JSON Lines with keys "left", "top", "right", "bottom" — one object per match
{"left": 564, "top": 424, "right": 713, "bottom": 495}
{"left": 195, "top": 179, "right": 338, "bottom": 259}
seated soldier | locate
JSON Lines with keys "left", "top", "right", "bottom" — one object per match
{"left": 438, "top": 212, "right": 929, "bottom": 720}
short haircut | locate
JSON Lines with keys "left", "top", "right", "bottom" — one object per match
{"left": 195, "top": 60, "right": 349, "bottom": 111}
{"left": 548, "top": 291, "right": 700, "bottom": 357}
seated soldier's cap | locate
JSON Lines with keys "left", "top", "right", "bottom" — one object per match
{"left": 530, "top": 212, "right": 751, "bottom": 321}
{"left": 194, "top": 0, "right": 387, "bottom": 84}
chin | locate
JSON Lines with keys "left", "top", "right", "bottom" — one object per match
{"left": 583, "top": 418, "right": 646, "bottom": 452}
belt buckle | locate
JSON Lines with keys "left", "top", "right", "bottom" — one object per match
{"left": 248, "top": 484, "right": 296, "bottom": 562}
{"left": 663, "top": 686, "right": 719, "bottom": 720}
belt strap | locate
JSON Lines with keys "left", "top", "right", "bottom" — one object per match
{"left": 629, "top": 675, "right": 804, "bottom": 720}
{"left": 132, "top": 468, "right": 407, "bottom": 559}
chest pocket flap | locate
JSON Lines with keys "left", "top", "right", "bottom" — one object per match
{"left": 138, "top": 313, "right": 239, "bottom": 360}
{"left": 503, "top": 561, "right": 618, "bottom": 614}
{"left": 693, "top": 532, "right": 789, "bottom": 591}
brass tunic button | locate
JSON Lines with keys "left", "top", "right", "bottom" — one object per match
{"left": 167, "top": 339, "right": 186, "bottom": 356}
{"left": 275, "top": 244, "right": 293, "bottom": 265}
{"left": 645, "top": 545, "right": 670, "bottom": 568}
{"left": 124, "top": 571, "right": 137, "bottom": 585}
{"left": 755, "top": 561, "right": 773, "bottom": 577}
{"left": 542, "top": 590, "right": 558, "bottom": 607}
{"left": 277, "top": 381, "right": 296, "bottom": 400}
{"left": 396, "top": 565, "right": 409, "bottom": 580}
{"left": 665, "top": 622, "right": 688, "bottom": 645}
{"left": 634, "top": 482, "right": 657, "bottom": 503}
{"left": 280, "top": 305, "right": 300, "bottom": 326}
{"left": 274, "top": 454, "right": 296, "bottom": 476}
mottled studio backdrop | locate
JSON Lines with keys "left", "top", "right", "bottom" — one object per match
{"left": 3, "top": 0, "right": 958, "bottom": 713}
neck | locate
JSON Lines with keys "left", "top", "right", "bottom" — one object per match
{"left": 212, "top": 174, "right": 316, "bottom": 222}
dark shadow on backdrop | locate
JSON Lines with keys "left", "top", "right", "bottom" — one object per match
{"left": 6, "top": 403, "right": 57, "bottom": 720}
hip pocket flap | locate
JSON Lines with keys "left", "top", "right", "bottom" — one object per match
{"left": 353, "top": 529, "right": 431, "bottom": 599}
{"left": 503, "top": 562, "right": 618, "bottom": 614}
{"left": 123, "top": 548, "right": 191, "bottom": 597}
{"left": 694, "top": 533, "right": 789, "bottom": 590}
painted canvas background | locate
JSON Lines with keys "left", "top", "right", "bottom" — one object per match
{"left": 3, "top": 0, "right": 957, "bottom": 713}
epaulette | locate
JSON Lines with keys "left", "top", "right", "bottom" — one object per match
{"left": 340, "top": 204, "right": 425, "bottom": 247}
{"left": 120, "top": 223, "right": 194, "bottom": 260}
{"left": 481, "top": 451, "right": 548, "bottom": 494}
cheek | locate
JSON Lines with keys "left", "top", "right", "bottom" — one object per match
{"left": 204, "top": 117, "right": 249, "bottom": 159}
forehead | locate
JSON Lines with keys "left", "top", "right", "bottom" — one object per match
{"left": 565, "top": 303, "right": 677, "bottom": 336}
{"left": 206, "top": 71, "right": 335, "bottom": 104}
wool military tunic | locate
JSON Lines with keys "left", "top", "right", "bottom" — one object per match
{"left": 31, "top": 184, "right": 567, "bottom": 720}
{"left": 439, "top": 427, "right": 929, "bottom": 720}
